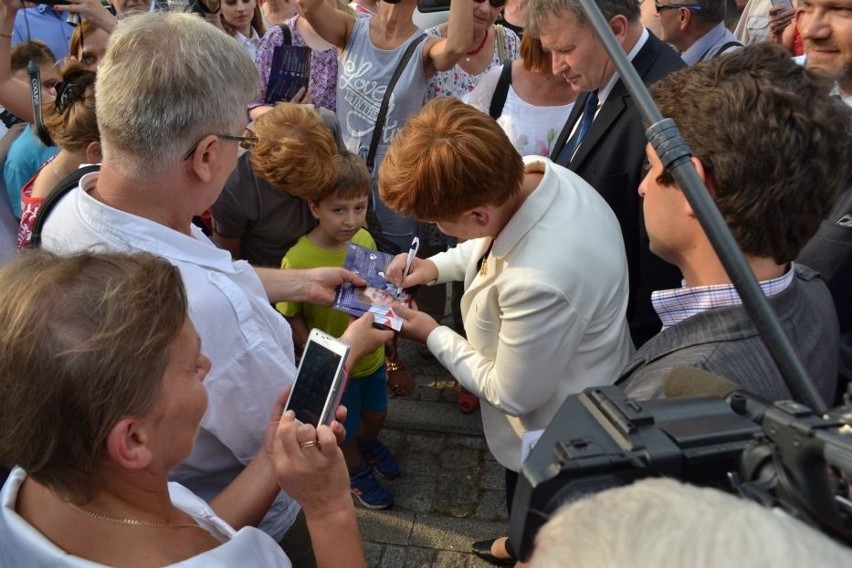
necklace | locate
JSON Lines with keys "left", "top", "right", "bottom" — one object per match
{"left": 64, "top": 499, "right": 204, "bottom": 530}
{"left": 465, "top": 29, "right": 489, "bottom": 62}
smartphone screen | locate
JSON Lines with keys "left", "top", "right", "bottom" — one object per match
{"left": 286, "top": 339, "right": 345, "bottom": 426}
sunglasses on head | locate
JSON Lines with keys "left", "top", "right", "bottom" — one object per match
{"left": 473, "top": 0, "right": 507, "bottom": 8}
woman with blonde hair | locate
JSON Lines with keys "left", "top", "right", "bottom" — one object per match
{"left": 0, "top": 250, "right": 377, "bottom": 566}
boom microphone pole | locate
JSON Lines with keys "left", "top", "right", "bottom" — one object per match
{"left": 576, "top": 0, "right": 826, "bottom": 412}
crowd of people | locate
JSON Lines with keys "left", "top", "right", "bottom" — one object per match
{"left": 0, "top": 0, "right": 849, "bottom": 565}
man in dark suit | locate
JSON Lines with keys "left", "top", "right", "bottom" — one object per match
{"left": 527, "top": 0, "right": 686, "bottom": 348}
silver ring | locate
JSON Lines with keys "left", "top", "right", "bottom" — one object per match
{"left": 300, "top": 440, "right": 318, "bottom": 449}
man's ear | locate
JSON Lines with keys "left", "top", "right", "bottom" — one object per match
{"left": 85, "top": 140, "right": 102, "bottom": 164}
{"left": 105, "top": 417, "right": 153, "bottom": 471}
{"left": 683, "top": 156, "right": 716, "bottom": 218}
{"left": 186, "top": 134, "right": 219, "bottom": 183}
{"left": 609, "top": 14, "right": 630, "bottom": 42}
{"left": 679, "top": 7, "right": 692, "bottom": 30}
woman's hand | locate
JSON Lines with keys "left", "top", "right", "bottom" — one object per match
{"left": 272, "top": 409, "right": 353, "bottom": 518}
{"left": 393, "top": 303, "right": 439, "bottom": 344}
{"left": 768, "top": 4, "right": 796, "bottom": 38}
{"left": 289, "top": 85, "right": 312, "bottom": 105}
{"left": 53, "top": 0, "right": 118, "bottom": 33}
{"left": 386, "top": 255, "right": 438, "bottom": 290}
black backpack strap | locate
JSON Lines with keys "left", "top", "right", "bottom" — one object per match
{"left": 715, "top": 41, "right": 742, "bottom": 57}
{"left": 488, "top": 60, "right": 513, "bottom": 120}
{"left": 29, "top": 164, "right": 100, "bottom": 249}
{"left": 364, "top": 33, "right": 427, "bottom": 172}
{"left": 279, "top": 23, "right": 292, "bottom": 45}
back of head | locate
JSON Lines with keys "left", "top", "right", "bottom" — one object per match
{"left": 0, "top": 251, "right": 187, "bottom": 502}
{"left": 530, "top": 477, "right": 852, "bottom": 567}
{"left": 379, "top": 97, "right": 524, "bottom": 222}
{"left": 10, "top": 40, "right": 55, "bottom": 72}
{"left": 687, "top": 0, "right": 726, "bottom": 26}
{"left": 650, "top": 42, "right": 852, "bottom": 264}
{"left": 43, "top": 63, "right": 99, "bottom": 152}
{"left": 251, "top": 103, "right": 339, "bottom": 199}
{"left": 527, "top": 0, "right": 640, "bottom": 37}
{"left": 95, "top": 12, "right": 258, "bottom": 179}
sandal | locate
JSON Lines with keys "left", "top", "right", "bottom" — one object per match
{"left": 386, "top": 357, "right": 415, "bottom": 396}
{"left": 457, "top": 386, "right": 480, "bottom": 414}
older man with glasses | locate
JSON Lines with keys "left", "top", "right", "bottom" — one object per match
{"left": 529, "top": 0, "right": 686, "bottom": 351}
{"left": 654, "top": 0, "right": 741, "bottom": 65}
{"left": 37, "top": 11, "right": 392, "bottom": 568}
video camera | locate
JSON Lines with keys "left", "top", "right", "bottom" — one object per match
{"left": 509, "top": 377, "right": 852, "bottom": 560}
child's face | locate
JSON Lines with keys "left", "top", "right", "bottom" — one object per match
{"left": 309, "top": 193, "right": 369, "bottom": 245}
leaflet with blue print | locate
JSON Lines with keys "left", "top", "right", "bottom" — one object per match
{"left": 333, "top": 243, "right": 411, "bottom": 331}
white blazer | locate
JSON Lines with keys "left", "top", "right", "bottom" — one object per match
{"left": 425, "top": 157, "right": 634, "bottom": 471}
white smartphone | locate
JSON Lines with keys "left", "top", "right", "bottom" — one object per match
{"left": 284, "top": 329, "right": 351, "bottom": 427}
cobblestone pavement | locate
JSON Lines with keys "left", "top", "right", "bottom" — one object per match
{"left": 356, "top": 336, "right": 511, "bottom": 568}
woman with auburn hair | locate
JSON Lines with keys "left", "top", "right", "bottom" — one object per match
{"left": 380, "top": 97, "right": 633, "bottom": 565}
{"left": 0, "top": 250, "right": 377, "bottom": 567}
{"left": 465, "top": 33, "right": 575, "bottom": 157}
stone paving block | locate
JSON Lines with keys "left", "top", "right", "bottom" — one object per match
{"left": 473, "top": 489, "right": 509, "bottom": 522}
{"left": 402, "top": 546, "right": 437, "bottom": 568}
{"left": 377, "top": 544, "right": 408, "bottom": 567}
{"left": 408, "top": 513, "right": 508, "bottom": 552}
{"left": 356, "top": 508, "right": 415, "bottom": 545}
{"left": 432, "top": 471, "right": 478, "bottom": 518}
{"left": 391, "top": 475, "right": 437, "bottom": 514}
{"left": 404, "top": 432, "right": 446, "bottom": 454}
{"left": 363, "top": 541, "right": 384, "bottom": 567}
{"left": 438, "top": 445, "right": 481, "bottom": 470}
{"left": 433, "top": 549, "right": 471, "bottom": 568}
{"left": 481, "top": 458, "right": 505, "bottom": 491}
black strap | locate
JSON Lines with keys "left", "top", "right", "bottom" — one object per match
{"left": 29, "top": 164, "right": 101, "bottom": 249}
{"left": 364, "top": 33, "right": 427, "bottom": 172}
{"left": 714, "top": 40, "right": 742, "bottom": 57}
{"left": 279, "top": 23, "right": 292, "bottom": 45}
{"left": 488, "top": 60, "right": 513, "bottom": 120}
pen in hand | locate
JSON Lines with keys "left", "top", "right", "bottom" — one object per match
{"left": 397, "top": 237, "right": 420, "bottom": 298}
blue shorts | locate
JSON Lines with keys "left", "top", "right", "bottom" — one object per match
{"left": 341, "top": 363, "right": 387, "bottom": 443}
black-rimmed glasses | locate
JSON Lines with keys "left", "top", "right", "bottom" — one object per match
{"left": 654, "top": 1, "right": 704, "bottom": 12}
{"left": 182, "top": 127, "right": 259, "bottom": 160}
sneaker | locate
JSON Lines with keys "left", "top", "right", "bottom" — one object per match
{"left": 360, "top": 440, "right": 401, "bottom": 480}
{"left": 350, "top": 466, "right": 393, "bottom": 510}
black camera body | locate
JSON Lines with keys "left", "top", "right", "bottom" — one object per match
{"left": 510, "top": 385, "right": 852, "bottom": 560}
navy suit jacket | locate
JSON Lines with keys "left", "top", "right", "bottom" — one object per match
{"left": 550, "top": 32, "right": 686, "bottom": 348}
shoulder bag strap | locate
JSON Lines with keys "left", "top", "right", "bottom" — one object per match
{"left": 714, "top": 40, "right": 743, "bottom": 57}
{"left": 364, "top": 33, "right": 428, "bottom": 172}
{"left": 495, "top": 24, "right": 506, "bottom": 64}
{"left": 279, "top": 23, "right": 292, "bottom": 45}
{"left": 488, "top": 60, "right": 513, "bottom": 120}
{"left": 30, "top": 164, "right": 101, "bottom": 249}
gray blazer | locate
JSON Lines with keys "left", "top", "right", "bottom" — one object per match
{"left": 616, "top": 265, "right": 838, "bottom": 406}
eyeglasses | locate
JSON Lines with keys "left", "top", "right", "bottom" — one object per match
{"left": 182, "top": 127, "right": 259, "bottom": 160}
{"left": 653, "top": 1, "right": 704, "bottom": 13}
{"left": 473, "top": 0, "right": 507, "bottom": 8}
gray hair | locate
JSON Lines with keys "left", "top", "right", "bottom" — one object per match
{"left": 526, "top": 0, "right": 641, "bottom": 37}
{"left": 686, "top": 0, "right": 726, "bottom": 25}
{"left": 529, "top": 477, "right": 852, "bottom": 567}
{"left": 95, "top": 12, "right": 258, "bottom": 179}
